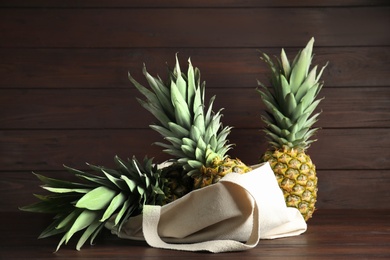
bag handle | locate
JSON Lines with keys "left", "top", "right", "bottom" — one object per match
{"left": 142, "top": 203, "right": 260, "bottom": 253}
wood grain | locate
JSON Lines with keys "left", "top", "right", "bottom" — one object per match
{"left": 1, "top": 7, "right": 389, "bottom": 48}
{"left": 0, "top": 210, "right": 389, "bottom": 259}
{"left": 316, "top": 170, "right": 390, "bottom": 209}
{"left": 1, "top": 87, "right": 389, "bottom": 129}
{"left": 0, "top": 1, "right": 389, "bottom": 214}
{"left": 1, "top": 0, "right": 388, "bottom": 8}
{"left": 1, "top": 47, "right": 389, "bottom": 89}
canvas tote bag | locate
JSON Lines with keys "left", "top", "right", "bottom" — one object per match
{"left": 106, "top": 162, "right": 307, "bottom": 253}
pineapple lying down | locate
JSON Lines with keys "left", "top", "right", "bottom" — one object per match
{"left": 20, "top": 55, "right": 252, "bottom": 251}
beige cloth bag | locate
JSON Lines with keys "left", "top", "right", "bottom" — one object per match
{"left": 105, "top": 162, "right": 307, "bottom": 253}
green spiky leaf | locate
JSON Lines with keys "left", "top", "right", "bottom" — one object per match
{"left": 257, "top": 37, "right": 327, "bottom": 150}
{"left": 75, "top": 186, "right": 117, "bottom": 210}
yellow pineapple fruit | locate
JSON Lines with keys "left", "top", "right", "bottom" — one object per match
{"left": 257, "top": 38, "right": 328, "bottom": 221}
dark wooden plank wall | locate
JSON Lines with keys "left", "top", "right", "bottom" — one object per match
{"left": 1, "top": 0, "right": 389, "bottom": 212}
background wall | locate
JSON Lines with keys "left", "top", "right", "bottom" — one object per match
{"left": 1, "top": 0, "right": 389, "bottom": 212}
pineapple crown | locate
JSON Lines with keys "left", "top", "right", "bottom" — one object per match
{"left": 20, "top": 156, "right": 166, "bottom": 251}
{"left": 129, "top": 54, "right": 232, "bottom": 176}
{"left": 257, "top": 37, "right": 328, "bottom": 150}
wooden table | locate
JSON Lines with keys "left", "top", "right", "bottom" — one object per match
{"left": 1, "top": 209, "right": 389, "bottom": 259}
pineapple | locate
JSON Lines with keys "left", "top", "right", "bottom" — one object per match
{"left": 20, "top": 54, "right": 251, "bottom": 251}
{"left": 130, "top": 55, "right": 252, "bottom": 190}
{"left": 257, "top": 38, "right": 328, "bottom": 221}
{"left": 20, "top": 156, "right": 174, "bottom": 251}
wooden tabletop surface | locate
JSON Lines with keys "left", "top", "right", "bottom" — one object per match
{"left": 1, "top": 209, "right": 389, "bottom": 259}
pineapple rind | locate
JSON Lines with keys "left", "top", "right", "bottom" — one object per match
{"left": 263, "top": 148, "right": 318, "bottom": 221}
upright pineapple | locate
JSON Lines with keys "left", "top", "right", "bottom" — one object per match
{"left": 130, "top": 55, "right": 252, "bottom": 190}
{"left": 257, "top": 38, "right": 327, "bottom": 221}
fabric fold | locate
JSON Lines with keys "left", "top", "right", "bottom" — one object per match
{"left": 106, "top": 162, "right": 307, "bottom": 253}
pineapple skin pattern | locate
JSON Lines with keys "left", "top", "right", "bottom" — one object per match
{"left": 257, "top": 38, "right": 327, "bottom": 221}
{"left": 263, "top": 148, "right": 317, "bottom": 220}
